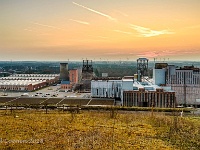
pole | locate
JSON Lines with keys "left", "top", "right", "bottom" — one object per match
{"left": 183, "top": 72, "right": 186, "bottom": 106}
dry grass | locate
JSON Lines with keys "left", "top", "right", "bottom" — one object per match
{"left": 0, "top": 109, "right": 199, "bottom": 150}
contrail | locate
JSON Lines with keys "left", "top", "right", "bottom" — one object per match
{"left": 97, "top": 36, "right": 108, "bottom": 39}
{"left": 69, "top": 19, "right": 90, "bottom": 25}
{"left": 24, "top": 29, "right": 33, "bottom": 32}
{"left": 33, "top": 22, "right": 61, "bottom": 30}
{"left": 129, "top": 24, "right": 174, "bottom": 37}
{"left": 114, "top": 30, "right": 132, "bottom": 35}
{"left": 115, "top": 10, "right": 128, "bottom": 17}
{"left": 72, "top": 2, "right": 117, "bottom": 21}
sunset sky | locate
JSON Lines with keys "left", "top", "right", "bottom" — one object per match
{"left": 0, "top": 0, "right": 200, "bottom": 61}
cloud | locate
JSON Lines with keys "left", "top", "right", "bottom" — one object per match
{"left": 136, "top": 50, "right": 179, "bottom": 58}
{"left": 24, "top": 29, "right": 33, "bottom": 32}
{"left": 129, "top": 24, "right": 174, "bottom": 37}
{"left": 113, "top": 30, "right": 132, "bottom": 35}
{"left": 136, "top": 52, "right": 160, "bottom": 58}
{"left": 33, "top": 22, "right": 62, "bottom": 30}
{"left": 69, "top": 19, "right": 90, "bottom": 25}
{"left": 72, "top": 1, "right": 117, "bottom": 21}
{"left": 96, "top": 36, "right": 108, "bottom": 39}
{"left": 115, "top": 10, "right": 128, "bottom": 17}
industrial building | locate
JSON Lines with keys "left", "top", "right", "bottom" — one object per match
{"left": 0, "top": 74, "right": 59, "bottom": 91}
{"left": 91, "top": 59, "right": 176, "bottom": 108}
{"left": 137, "top": 58, "right": 149, "bottom": 79}
{"left": 69, "top": 69, "right": 81, "bottom": 84}
{"left": 123, "top": 82, "right": 175, "bottom": 107}
{"left": 60, "top": 63, "right": 69, "bottom": 81}
{"left": 59, "top": 60, "right": 92, "bottom": 92}
{"left": 60, "top": 69, "right": 81, "bottom": 91}
{"left": 74, "top": 60, "right": 94, "bottom": 92}
{"left": 60, "top": 62, "right": 73, "bottom": 91}
{"left": 60, "top": 81, "right": 72, "bottom": 90}
{"left": 153, "top": 63, "right": 168, "bottom": 85}
{"left": 91, "top": 76, "right": 176, "bottom": 108}
{"left": 91, "top": 77, "right": 122, "bottom": 99}
{"left": 166, "top": 65, "right": 200, "bottom": 106}
{"left": 82, "top": 60, "right": 93, "bottom": 80}
{"left": 152, "top": 63, "right": 200, "bottom": 106}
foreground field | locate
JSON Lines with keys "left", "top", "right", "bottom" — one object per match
{"left": 0, "top": 109, "right": 200, "bottom": 150}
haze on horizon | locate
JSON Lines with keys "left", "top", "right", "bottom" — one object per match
{"left": 0, "top": 0, "right": 200, "bottom": 61}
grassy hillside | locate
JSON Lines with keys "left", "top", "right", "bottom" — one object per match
{"left": 0, "top": 110, "right": 200, "bottom": 149}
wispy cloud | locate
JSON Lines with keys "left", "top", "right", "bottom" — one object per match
{"left": 130, "top": 24, "right": 174, "bottom": 37}
{"left": 24, "top": 29, "right": 33, "bottom": 32}
{"left": 96, "top": 36, "right": 108, "bottom": 39}
{"left": 69, "top": 19, "right": 90, "bottom": 25}
{"left": 115, "top": 10, "right": 128, "bottom": 17}
{"left": 136, "top": 50, "right": 179, "bottom": 58}
{"left": 136, "top": 52, "right": 160, "bottom": 58}
{"left": 113, "top": 30, "right": 132, "bottom": 35}
{"left": 33, "top": 22, "right": 62, "bottom": 30}
{"left": 24, "top": 27, "right": 53, "bottom": 36}
{"left": 72, "top": 1, "right": 117, "bottom": 21}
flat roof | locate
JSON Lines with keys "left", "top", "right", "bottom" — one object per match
{"left": 92, "top": 77, "right": 122, "bottom": 80}
{"left": 0, "top": 80, "right": 45, "bottom": 86}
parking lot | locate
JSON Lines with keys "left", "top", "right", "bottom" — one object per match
{"left": 0, "top": 85, "right": 91, "bottom": 99}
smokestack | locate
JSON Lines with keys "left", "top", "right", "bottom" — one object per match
{"left": 60, "top": 63, "right": 69, "bottom": 81}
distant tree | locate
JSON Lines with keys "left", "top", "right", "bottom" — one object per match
{"left": 94, "top": 68, "right": 100, "bottom": 77}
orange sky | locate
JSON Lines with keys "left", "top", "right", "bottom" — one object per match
{"left": 0, "top": 0, "right": 200, "bottom": 61}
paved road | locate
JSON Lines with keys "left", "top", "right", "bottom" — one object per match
{"left": 0, "top": 85, "right": 90, "bottom": 99}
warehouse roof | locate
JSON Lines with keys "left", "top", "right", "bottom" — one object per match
{"left": 0, "top": 80, "right": 45, "bottom": 86}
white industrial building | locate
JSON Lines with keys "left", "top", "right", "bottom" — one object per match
{"left": 91, "top": 77, "right": 122, "bottom": 99}
{"left": 91, "top": 76, "right": 176, "bottom": 107}
{"left": 0, "top": 74, "right": 59, "bottom": 91}
{"left": 153, "top": 68, "right": 166, "bottom": 85}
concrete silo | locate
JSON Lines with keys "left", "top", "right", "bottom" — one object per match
{"left": 153, "top": 68, "right": 166, "bottom": 85}
{"left": 60, "top": 63, "right": 69, "bottom": 81}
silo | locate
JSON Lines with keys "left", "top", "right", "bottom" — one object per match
{"left": 153, "top": 68, "right": 166, "bottom": 85}
{"left": 60, "top": 63, "right": 69, "bottom": 81}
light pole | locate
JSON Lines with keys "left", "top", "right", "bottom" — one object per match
{"left": 151, "top": 93, "right": 154, "bottom": 117}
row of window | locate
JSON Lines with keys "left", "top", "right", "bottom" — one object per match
{"left": 123, "top": 92, "right": 175, "bottom": 107}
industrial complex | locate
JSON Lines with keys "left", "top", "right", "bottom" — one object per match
{"left": 0, "top": 58, "right": 200, "bottom": 108}
{"left": 91, "top": 58, "right": 200, "bottom": 107}
{"left": 91, "top": 76, "right": 176, "bottom": 108}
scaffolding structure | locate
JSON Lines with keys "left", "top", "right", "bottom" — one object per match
{"left": 137, "top": 58, "right": 149, "bottom": 78}
{"left": 81, "top": 60, "right": 94, "bottom": 92}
